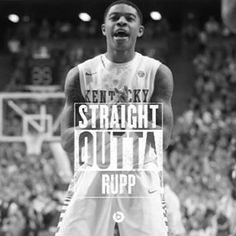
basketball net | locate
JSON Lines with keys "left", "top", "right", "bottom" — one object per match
{"left": 24, "top": 132, "right": 45, "bottom": 155}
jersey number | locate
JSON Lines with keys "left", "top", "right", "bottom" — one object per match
{"left": 31, "top": 66, "right": 53, "bottom": 85}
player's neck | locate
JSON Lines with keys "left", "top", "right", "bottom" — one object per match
{"left": 105, "top": 49, "right": 135, "bottom": 63}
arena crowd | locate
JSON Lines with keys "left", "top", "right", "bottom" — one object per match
{"left": 0, "top": 13, "right": 236, "bottom": 236}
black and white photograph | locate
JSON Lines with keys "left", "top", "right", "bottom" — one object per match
{"left": 0, "top": 0, "right": 236, "bottom": 235}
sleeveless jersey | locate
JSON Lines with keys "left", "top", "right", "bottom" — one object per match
{"left": 77, "top": 52, "right": 161, "bottom": 170}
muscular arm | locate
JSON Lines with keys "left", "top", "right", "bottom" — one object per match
{"left": 150, "top": 63, "right": 174, "bottom": 150}
{"left": 61, "top": 66, "right": 85, "bottom": 152}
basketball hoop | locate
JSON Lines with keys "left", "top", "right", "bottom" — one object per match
{"left": 0, "top": 92, "right": 63, "bottom": 143}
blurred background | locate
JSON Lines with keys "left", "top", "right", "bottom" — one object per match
{"left": 0, "top": 0, "right": 236, "bottom": 235}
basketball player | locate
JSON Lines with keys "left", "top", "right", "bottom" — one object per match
{"left": 56, "top": 1, "right": 173, "bottom": 235}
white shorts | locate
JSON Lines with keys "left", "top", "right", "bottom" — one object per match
{"left": 55, "top": 161, "right": 168, "bottom": 236}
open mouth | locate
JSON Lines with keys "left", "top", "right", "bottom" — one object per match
{"left": 113, "top": 30, "right": 129, "bottom": 39}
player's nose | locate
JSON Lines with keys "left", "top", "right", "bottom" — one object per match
{"left": 117, "top": 16, "right": 127, "bottom": 26}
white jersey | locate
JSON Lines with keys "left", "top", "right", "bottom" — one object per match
{"left": 78, "top": 52, "right": 161, "bottom": 103}
{"left": 77, "top": 52, "right": 162, "bottom": 169}
{"left": 56, "top": 53, "right": 169, "bottom": 236}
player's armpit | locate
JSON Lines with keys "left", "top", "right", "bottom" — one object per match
{"left": 150, "top": 63, "right": 174, "bottom": 150}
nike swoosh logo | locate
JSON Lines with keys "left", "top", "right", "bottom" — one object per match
{"left": 148, "top": 189, "right": 158, "bottom": 194}
{"left": 85, "top": 72, "right": 97, "bottom": 76}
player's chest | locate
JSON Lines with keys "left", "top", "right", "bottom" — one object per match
{"left": 84, "top": 66, "right": 148, "bottom": 90}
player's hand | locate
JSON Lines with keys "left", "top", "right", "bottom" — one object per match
{"left": 114, "top": 86, "right": 129, "bottom": 123}
{"left": 114, "top": 85, "right": 129, "bottom": 104}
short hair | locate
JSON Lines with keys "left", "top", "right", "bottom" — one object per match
{"left": 104, "top": 0, "right": 143, "bottom": 24}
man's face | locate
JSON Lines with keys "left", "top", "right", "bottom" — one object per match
{"left": 102, "top": 4, "right": 144, "bottom": 51}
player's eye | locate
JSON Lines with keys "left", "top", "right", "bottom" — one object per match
{"left": 126, "top": 16, "right": 135, "bottom": 22}
{"left": 109, "top": 15, "right": 119, "bottom": 21}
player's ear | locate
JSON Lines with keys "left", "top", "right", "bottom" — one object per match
{"left": 137, "top": 25, "right": 144, "bottom": 37}
{"left": 101, "top": 24, "right": 106, "bottom": 36}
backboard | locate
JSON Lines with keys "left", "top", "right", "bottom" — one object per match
{"left": 0, "top": 92, "right": 65, "bottom": 143}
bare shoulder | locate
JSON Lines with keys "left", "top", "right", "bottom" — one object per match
{"left": 64, "top": 66, "right": 80, "bottom": 90}
{"left": 155, "top": 63, "right": 174, "bottom": 90}
{"left": 64, "top": 66, "right": 84, "bottom": 103}
{"left": 151, "top": 63, "right": 174, "bottom": 101}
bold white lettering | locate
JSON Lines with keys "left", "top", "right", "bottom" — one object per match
{"left": 128, "top": 174, "right": 136, "bottom": 194}
{"left": 149, "top": 105, "right": 159, "bottom": 128}
{"left": 78, "top": 105, "right": 88, "bottom": 128}
{"left": 127, "top": 105, "right": 137, "bottom": 129}
{"left": 90, "top": 105, "right": 99, "bottom": 128}
{"left": 138, "top": 104, "right": 148, "bottom": 128}
{"left": 100, "top": 105, "right": 109, "bottom": 128}
{"left": 119, "top": 174, "right": 128, "bottom": 193}
{"left": 102, "top": 174, "right": 110, "bottom": 194}
{"left": 110, "top": 105, "right": 120, "bottom": 129}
